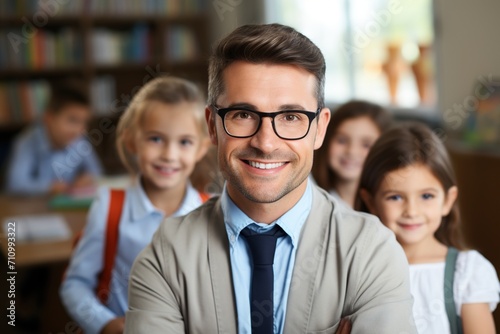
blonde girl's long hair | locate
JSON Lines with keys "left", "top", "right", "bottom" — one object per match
{"left": 116, "top": 76, "right": 207, "bottom": 175}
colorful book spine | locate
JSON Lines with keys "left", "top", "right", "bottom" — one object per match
{"left": 0, "top": 81, "right": 49, "bottom": 124}
{"left": 0, "top": 28, "right": 81, "bottom": 70}
{"left": 165, "top": 26, "right": 199, "bottom": 62}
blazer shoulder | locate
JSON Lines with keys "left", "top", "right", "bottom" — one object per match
{"left": 156, "top": 195, "right": 222, "bottom": 243}
{"left": 313, "top": 185, "right": 395, "bottom": 245}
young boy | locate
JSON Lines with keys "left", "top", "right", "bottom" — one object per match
{"left": 6, "top": 80, "right": 102, "bottom": 195}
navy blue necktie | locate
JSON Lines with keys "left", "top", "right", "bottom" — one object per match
{"left": 240, "top": 225, "right": 286, "bottom": 334}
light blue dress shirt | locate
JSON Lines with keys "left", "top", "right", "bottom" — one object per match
{"left": 60, "top": 180, "right": 206, "bottom": 334}
{"left": 5, "top": 123, "right": 102, "bottom": 194}
{"left": 221, "top": 180, "right": 312, "bottom": 334}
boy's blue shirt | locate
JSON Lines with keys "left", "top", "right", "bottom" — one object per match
{"left": 60, "top": 179, "right": 206, "bottom": 334}
{"left": 5, "top": 122, "right": 102, "bottom": 194}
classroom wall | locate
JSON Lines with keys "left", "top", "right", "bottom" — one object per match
{"left": 211, "top": 0, "right": 500, "bottom": 119}
{"left": 434, "top": 0, "right": 500, "bottom": 326}
{"left": 449, "top": 149, "right": 500, "bottom": 327}
{"left": 434, "top": 0, "right": 500, "bottom": 119}
{"left": 210, "top": 0, "right": 265, "bottom": 43}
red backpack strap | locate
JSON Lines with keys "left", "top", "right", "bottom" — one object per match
{"left": 199, "top": 192, "right": 210, "bottom": 203}
{"left": 96, "top": 189, "right": 125, "bottom": 304}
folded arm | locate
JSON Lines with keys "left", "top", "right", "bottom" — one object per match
{"left": 125, "top": 229, "right": 185, "bottom": 333}
{"left": 348, "top": 222, "right": 417, "bottom": 333}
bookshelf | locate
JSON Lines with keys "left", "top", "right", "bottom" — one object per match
{"left": 0, "top": 0, "right": 211, "bottom": 173}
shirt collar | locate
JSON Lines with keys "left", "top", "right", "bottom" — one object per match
{"left": 173, "top": 181, "right": 205, "bottom": 216}
{"left": 129, "top": 176, "right": 202, "bottom": 222}
{"left": 221, "top": 180, "right": 312, "bottom": 247}
{"left": 129, "top": 177, "right": 164, "bottom": 222}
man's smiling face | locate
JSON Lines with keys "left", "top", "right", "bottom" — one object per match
{"left": 207, "top": 61, "right": 330, "bottom": 208}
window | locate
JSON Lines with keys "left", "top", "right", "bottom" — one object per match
{"left": 265, "top": 0, "right": 436, "bottom": 110}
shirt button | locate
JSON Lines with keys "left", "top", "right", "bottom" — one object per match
{"left": 230, "top": 234, "right": 236, "bottom": 243}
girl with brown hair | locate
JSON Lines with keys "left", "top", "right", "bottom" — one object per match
{"left": 358, "top": 122, "right": 499, "bottom": 334}
{"left": 312, "top": 100, "right": 391, "bottom": 208}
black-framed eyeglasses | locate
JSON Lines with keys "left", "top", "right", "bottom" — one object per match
{"left": 212, "top": 105, "right": 321, "bottom": 140}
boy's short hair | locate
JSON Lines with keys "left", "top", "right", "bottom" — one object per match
{"left": 47, "top": 80, "right": 90, "bottom": 114}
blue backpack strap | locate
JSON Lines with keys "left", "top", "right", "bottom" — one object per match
{"left": 444, "top": 247, "right": 463, "bottom": 334}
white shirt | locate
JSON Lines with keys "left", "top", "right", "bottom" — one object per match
{"left": 410, "top": 250, "right": 500, "bottom": 334}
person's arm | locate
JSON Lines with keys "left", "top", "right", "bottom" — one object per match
{"left": 124, "top": 226, "right": 185, "bottom": 333}
{"left": 59, "top": 188, "right": 119, "bottom": 334}
{"left": 79, "top": 138, "right": 103, "bottom": 177}
{"left": 458, "top": 250, "right": 499, "bottom": 334}
{"left": 461, "top": 303, "right": 495, "bottom": 334}
{"left": 70, "top": 140, "right": 103, "bottom": 190}
{"left": 72, "top": 173, "right": 96, "bottom": 189}
{"left": 6, "top": 133, "right": 54, "bottom": 194}
{"left": 101, "top": 317, "right": 125, "bottom": 334}
{"left": 347, "top": 219, "right": 417, "bottom": 333}
{"left": 336, "top": 318, "right": 352, "bottom": 334}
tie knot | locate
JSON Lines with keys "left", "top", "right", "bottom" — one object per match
{"left": 240, "top": 225, "right": 286, "bottom": 266}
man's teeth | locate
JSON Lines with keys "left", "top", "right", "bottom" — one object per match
{"left": 248, "top": 161, "right": 285, "bottom": 169}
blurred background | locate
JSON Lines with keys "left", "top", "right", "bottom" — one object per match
{"left": 0, "top": 0, "right": 499, "bottom": 332}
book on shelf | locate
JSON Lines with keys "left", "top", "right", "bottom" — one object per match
{"left": 87, "top": 0, "right": 208, "bottom": 16}
{"left": 165, "top": 25, "right": 199, "bottom": 62}
{"left": 91, "top": 24, "right": 150, "bottom": 65}
{"left": 0, "top": 77, "right": 117, "bottom": 121}
{"left": 0, "top": 0, "right": 83, "bottom": 16}
{"left": 0, "top": 86, "right": 9, "bottom": 124}
{"left": 0, "top": 0, "right": 208, "bottom": 18}
{"left": 91, "top": 75, "right": 117, "bottom": 115}
{"left": 0, "top": 80, "right": 50, "bottom": 125}
{"left": 0, "top": 28, "right": 83, "bottom": 70}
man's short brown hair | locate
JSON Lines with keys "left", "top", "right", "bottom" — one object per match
{"left": 208, "top": 23, "right": 326, "bottom": 109}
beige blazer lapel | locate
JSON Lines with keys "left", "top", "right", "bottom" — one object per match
{"left": 207, "top": 199, "right": 238, "bottom": 333}
{"left": 283, "top": 186, "right": 333, "bottom": 333}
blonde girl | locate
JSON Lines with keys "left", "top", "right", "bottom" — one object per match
{"left": 312, "top": 100, "right": 391, "bottom": 208}
{"left": 60, "top": 76, "right": 211, "bottom": 334}
{"left": 358, "top": 122, "right": 499, "bottom": 334}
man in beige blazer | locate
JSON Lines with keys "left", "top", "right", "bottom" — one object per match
{"left": 125, "top": 24, "right": 416, "bottom": 334}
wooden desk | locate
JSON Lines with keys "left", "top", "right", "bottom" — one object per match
{"left": 0, "top": 195, "right": 89, "bottom": 333}
{"left": 0, "top": 195, "right": 87, "bottom": 267}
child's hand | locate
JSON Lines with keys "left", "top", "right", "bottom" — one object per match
{"left": 336, "top": 318, "right": 352, "bottom": 334}
{"left": 100, "top": 317, "right": 125, "bottom": 334}
{"left": 72, "top": 173, "right": 96, "bottom": 189}
{"left": 50, "top": 181, "right": 69, "bottom": 195}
